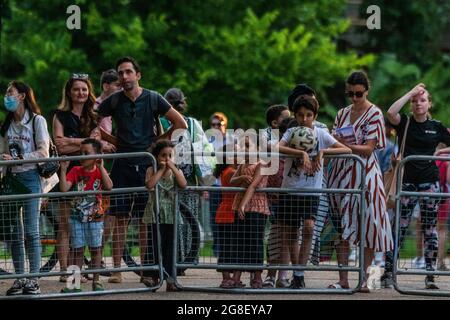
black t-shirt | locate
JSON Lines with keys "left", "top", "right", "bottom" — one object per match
{"left": 392, "top": 113, "right": 450, "bottom": 184}
{"left": 54, "top": 110, "right": 83, "bottom": 139}
{"left": 97, "top": 89, "right": 171, "bottom": 153}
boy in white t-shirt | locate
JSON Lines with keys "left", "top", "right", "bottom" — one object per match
{"left": 276, "top": 96, "right": 351, "bottom": 288}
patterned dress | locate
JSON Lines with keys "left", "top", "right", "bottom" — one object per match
{"left": 328, "top": 105, "right": 393, "bottom": 252}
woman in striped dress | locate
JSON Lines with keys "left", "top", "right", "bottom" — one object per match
{"left": 328, "top": 71, "right": 393, "bottom": 291}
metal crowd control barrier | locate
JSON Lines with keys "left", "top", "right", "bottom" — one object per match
{"left": 0, "top": 152, "right": 164, "bottom": 299}
{"left": 393, "top": 155, "right": 450, "bottom": 297}
{"left": 172, "top": 153, "right": 367, "bottom": 294}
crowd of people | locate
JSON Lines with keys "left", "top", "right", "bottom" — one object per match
{"left": 0, "top": 56, "right": 449, "bottom": 295}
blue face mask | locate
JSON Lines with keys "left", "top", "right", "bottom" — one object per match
{"left": 4, "top": 95, "right": 19, "bottom": 112}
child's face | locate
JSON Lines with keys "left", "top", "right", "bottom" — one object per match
{"left": 80, "top": 143, "right": 97, "bottom": 168}
{"left": 410, "top": 90, "right": 431, "bottom": 117}
{"left": 273, "top": 110, "right": 291, "bottom": 128}
{"left": 157, "top": 147, "right": 174, "bottom": 164}
{"left": 294, "top": 107, "right": 316, "bottom": 129}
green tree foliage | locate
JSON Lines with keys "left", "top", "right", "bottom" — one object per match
{"left": 0, "top": 0, "right": 372, "bottom": 128}
{"left": 357, "top": 1, "right": 450, "bottom": 125}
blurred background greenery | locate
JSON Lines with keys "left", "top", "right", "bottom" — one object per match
{"left": 0, "top": 0, "right": 449, "bottom": 129}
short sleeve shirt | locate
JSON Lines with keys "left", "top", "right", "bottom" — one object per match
{"left": 392, "top": 114, "right": 450, "bottom": 184}
{"left": 281, "top": 126, "right": 337, "bottom": 192}
{"left": 66, "top": 166, "right": 104, "bottom": 222}
{"left": 97, "top": 89, "right": 171, "bottom": 152}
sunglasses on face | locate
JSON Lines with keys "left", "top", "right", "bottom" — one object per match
{"left": 346, "top": 90, "right": 366, "bottom": 98}
{"left": 211, "top": 122, "right": 222, "bottom": 128}
{"left": 71, "top": 73, "right": 89, "bottom": 80}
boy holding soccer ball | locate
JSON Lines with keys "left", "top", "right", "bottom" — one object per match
{"left": 275, "top": 96, "right": 351, "bottom": 288}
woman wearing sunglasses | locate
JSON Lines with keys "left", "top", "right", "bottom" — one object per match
{"left": 328, "top": 71, "right": 393, "bottom": 292}
{"left": 381, "top": 83, "right": 450, "bottom": 289}
{"left": 52, "top": 73, "right": 99, "bottom": 282}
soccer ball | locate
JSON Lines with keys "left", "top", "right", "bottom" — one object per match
{"left": 288, "top": 126, "right": 317, "bottom": 152}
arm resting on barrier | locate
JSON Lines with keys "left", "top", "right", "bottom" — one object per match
{"left": 237, "top": 164, "right": 263, "bottom": 219}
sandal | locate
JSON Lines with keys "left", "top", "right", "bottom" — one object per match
{"left": 327, "top": 283, "right": 350, "bottom": 289}
{"left": 141, "top": 277, "right": 157, "bottom": 288}
{"left": 219, "top": 279, "right": 235, "bottom": 289}
{"left": 92, "top": 281, "right": 104, "bottom": 292}
{"left": 250, "top": 278, "right": 263, "bottom": 289}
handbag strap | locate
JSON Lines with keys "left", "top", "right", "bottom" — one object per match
{"left": 398, "top": 116, "right": 410, "bottom": 159}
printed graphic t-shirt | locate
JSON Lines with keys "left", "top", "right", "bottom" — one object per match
{"left": 66, "top": 166, "right": 104, "bottom": 222}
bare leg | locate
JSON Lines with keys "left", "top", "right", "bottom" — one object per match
{"left": 73, "top": 248, "right": 84, "bottom": 270}
{"left": 102, "top": 215, "right": 115, "bottom": 254}
{"left": 89, "top": 247, "right": 102, "bottom": 283}
{"left": 364, "top": 247, "right": 375, "bottom": 283}
{"left": 112, "top": 216, "right": 129, "bottom": 268}
{"left": 57, "top": 202, "right": 71, "bottom": 271}
{"left": 298, "top": 219, "right": 314, "bottom": 266}
{"left": 336, "top": 240, "right": 350, "bottom": 287}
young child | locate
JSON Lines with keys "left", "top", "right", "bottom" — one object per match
{"left": 59, "top": 138, "right": 113, "bottom": 292}
{"left": 230, "top": 137, "right": 270, "bottom": 289}
{"left": 263, "top": 115, "right": 294, "bottom": 288}
{"left": 276, "top": 96, "right": 351, "bottom": 288}
{"left": 214, "top": 144, "right": 238, "bottom": 288}
{"left": 143, "top": 140, "right": 187, "bottom": 292}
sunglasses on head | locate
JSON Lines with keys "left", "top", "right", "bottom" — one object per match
{"left": 71, "top": 73, "right": 89, "bottom": 80}
{"left": 346, "top": 90, "right": 366, "bottom": 98}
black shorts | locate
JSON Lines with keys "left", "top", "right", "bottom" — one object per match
{"left": 109, "top": 157, "right": 152, "bottom": 218}
{"left": 276, "top": 194, "right": 319, "bottom": 227}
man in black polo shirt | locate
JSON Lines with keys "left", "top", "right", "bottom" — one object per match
{"left": 98, "top": 56, "right": 187, "bottom": 284}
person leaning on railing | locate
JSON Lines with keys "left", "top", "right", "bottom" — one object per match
{"left": 1, "top": 81, "right": 50, "bottom": 296}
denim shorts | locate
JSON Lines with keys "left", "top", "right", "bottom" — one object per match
{"left": 69, "top": 218, "right": 104, "bottom": 249}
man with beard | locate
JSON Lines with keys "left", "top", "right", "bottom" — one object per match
{"left": 97, "top": 57, "right": 187, "bottom": 285}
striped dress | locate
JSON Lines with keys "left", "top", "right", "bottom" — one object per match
{"left": 328, "top": 105, "right": 393, "bottom": 252}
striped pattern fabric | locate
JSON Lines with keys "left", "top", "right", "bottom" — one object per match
{"left": 328, "top": 105, "right": 393, "bottom": 252}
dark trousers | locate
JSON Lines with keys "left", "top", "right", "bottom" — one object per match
{"left": 234, "top": 212, "right": 267, "bottom": 270}
{"left": 145, "top": 224, "right": 175, "bottom": 280}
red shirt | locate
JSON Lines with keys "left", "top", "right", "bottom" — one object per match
{"left": 66, "top": 166, "right": 104, "bottom": 222}
{"left": 215, "top": 166, "right": 237, "bottom": 224}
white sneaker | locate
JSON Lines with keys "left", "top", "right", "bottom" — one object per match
{"left": 412, "top": 256, "right": 425, "bottom": 269}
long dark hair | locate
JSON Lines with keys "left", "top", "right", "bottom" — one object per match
{"left": 1, "top": 81, "right": 41, "bottom": 137}
{"left": 58, "top": 77, "right": 97, "bottom": 137}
